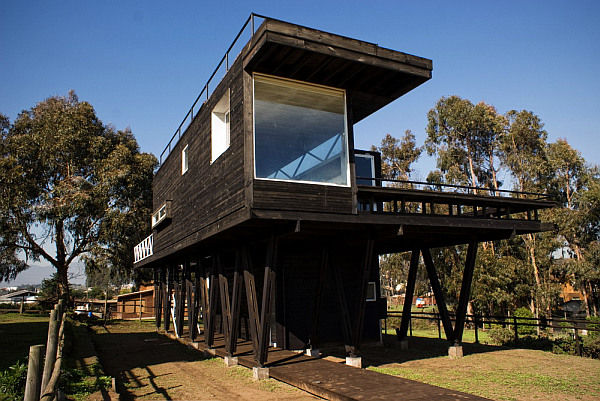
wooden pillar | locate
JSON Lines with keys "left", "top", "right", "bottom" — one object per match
{"left": 199, "top": 259, "right": 210, "bottom": 344}
{"left": 243, "top": 268, "right": 260, "bottom": 354}
{"left": 309, "top": 248, "right": 329, "bottom": 349}
{"left": 397, "top": 248, "right": 420, "bottom": 340}
{"left": 350, "top": 237, "right": 375, "bottom": 356}
{"left": 206, "top": 257, "right": 219, "bottom": 348}
{"left": 163, "top": 266, "right": 172, "bottom": 332}
{"left": 332, "top": 251, "right": 353, "bottom": 349}
{"left": 226, "top": 248, "right": 244, "bottom": 356}
{"left": 256, "top": 235, "right": 278, "bottom": 367}
{"left": 218, "top": 253, "right": 232, "bottom": 348}
{"left": 186, "top": 262, "right": 197, "bottom": 340}
{"left": 421, "top": 247, "right": 456, "bottom": 344}
{"left": 154, "top": 268, "right": 162, "bottom": 329}
{"left": 453, "top": 240, "right": 478, "bottom": 344}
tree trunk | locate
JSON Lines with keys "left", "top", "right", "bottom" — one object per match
{"left": 56, "top": 263, "right": 70, "bottom": 304}
{"left": 525, "top": 234, "right": 542, "bottom": 322}
{"left": 55, "top": 220, "right": 70, "bottom": 303}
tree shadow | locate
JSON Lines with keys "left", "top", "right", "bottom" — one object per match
{"left": 320, "top": 334, "right": 506, "bottom": 367}
{"left": 88, "top": 322, "right": 209, "bottom": 400}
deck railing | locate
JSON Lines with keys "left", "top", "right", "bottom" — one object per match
{"left": 158, "top": 13, "right": 267, "bottom": 167}
{"left": 356, "top": 177, "right": 552, "bottom": 200}
{"left": 134, "top": 234, "right": 154, "bottom": 263}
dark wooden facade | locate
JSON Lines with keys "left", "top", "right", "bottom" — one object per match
{"left": 136, "top": 15, "right": 555, "bottom": 367}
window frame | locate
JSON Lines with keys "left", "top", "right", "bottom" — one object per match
{"left": 181, "top": 144, "right": 189, "bottom": 175}
{"left": 211, "top": 89, "right": 231, "bottom": 164}
{"left": 252, "top": 73, "right": 351, "bottom": 187}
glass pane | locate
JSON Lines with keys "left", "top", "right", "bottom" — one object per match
{"left": 254, "top": 75, "right": 349, "bottom": 186}
{"left": 355, "top": 154, "right": 375, "bottom": 186}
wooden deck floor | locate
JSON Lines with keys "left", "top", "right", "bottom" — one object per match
{"left": 161, "top": 331, "right": 489, "bottom": 401}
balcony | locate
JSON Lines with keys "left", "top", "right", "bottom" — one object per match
{"left": 134, "top": 234, "right": 153, "bottom": 264}
{"left": 356, "top": 178, "right": 555, "bottom": 221}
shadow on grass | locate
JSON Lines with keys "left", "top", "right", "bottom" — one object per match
{"left": 88, "top": 321, "right": 210, "bottom": 400}
{"left": 0, "top": 320, "right": 50, "bottom": 371}
{"left": 320, "top": 334, "right": 506, "bottom": 368}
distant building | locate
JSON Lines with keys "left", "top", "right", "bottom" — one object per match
{"left": 0, "top": 289, "right": 38, "bottom": 304}
{"left": 115, "top": 285, "right": 155, "bottom": 319}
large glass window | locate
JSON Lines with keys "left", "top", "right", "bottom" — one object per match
{"left": 253, "top": 74, "right": 349, "bottom": 186}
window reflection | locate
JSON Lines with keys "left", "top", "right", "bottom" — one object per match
{"left": 254, "top": 74, "right": 349, "bottom": 186}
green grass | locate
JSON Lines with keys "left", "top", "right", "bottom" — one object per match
{"left": 0, "top": 312, "right": 50, "bottom": 370}
{"left": 366, "top": 347, "right": 600, "bottom": 400}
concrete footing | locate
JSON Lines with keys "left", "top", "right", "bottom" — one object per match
{"left": 345, "top": 356, "right": 362, "bottom": 368}
{"left": 305, "top": 348, "right": 320, "bottom": 357}
{"left": 224, "top": 356, "right": 238, "bottom": 367}
{"left": 398, "top": 339, "right": 409, "bottom": 350}
{"left": 253, "top": 367, "right": 269, "bottom": 380}
{"left": 448, "top": 345, "right": 463, "bottom": 358}
{"left": 203, "top": 348, "right": 217, "bottom": 358}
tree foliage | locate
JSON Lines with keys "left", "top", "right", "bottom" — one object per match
{"left": 375, "top": 95, "right": 600, "bottom": 317}
{"left": 0, "top": 91, "right": 156, "bottom": 299}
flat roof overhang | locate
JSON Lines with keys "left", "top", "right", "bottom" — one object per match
{"left": 243, "top": 18, "right": 433, "bottom": 123}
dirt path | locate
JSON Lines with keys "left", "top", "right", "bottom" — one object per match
{"left": 89, "top": 320, "right": 317, "bottom": 400}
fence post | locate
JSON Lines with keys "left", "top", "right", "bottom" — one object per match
{"left": 437, "top": 313, "right": 442, "bottom": 339}
{"left": 474, "top": 314, "right": 479, "bottom": 344}
{"left": 513, "top": 316, "right": 518, "bottom": 343}
{"left": 41, "top": 309, "right": 60, "bottom": 392}
{"left": 574, "top": 325, "right": 581, "bottom": 356}
{"left": 409, "top": 315, "right": 412, "bottom": 337}
{"left": 24, "top": 344, "right": 45, "bottom": 401}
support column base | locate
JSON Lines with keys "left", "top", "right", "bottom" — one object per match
{"left": 252, "top": 367, "right": 269, "bottom": 380}
{"left": 203, "top": 348, "right": 216, "bottom": 358}
{"left": 224, "top": 356, "right": 238, "bottom": 367}
{"left": 305, "top": 348, "right": 320, "bottom": 357}
{"left": 398, "top": 339, "right": 409, "bottom": 350}
{"left": 448, "top": 345, "right": 463, "bottom": 358}
{"left": 346, "top": 356, "right": 362, "bottom": 368}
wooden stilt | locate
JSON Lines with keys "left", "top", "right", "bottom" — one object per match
{"left": 397, "top": 248, "right": 420, "bottom": 340}
{"left": 257, "top": 235, "right": 278, "bottom": 367}
{"left": 453, "top": 240, "right": 478, "bottom": 344}
{"left": 226, "top": 248, "right": 244, "bottom": 356}
{"left": 332, "top": 252, "right": 353, "bottom": 350}
{"left": 309, "top": 248, "right": 329, "bottom": 349}
{"left": 206, "top": 257, "right": 219, "bottom": 348}
{"left": 350, "top": 237, "right": 375, "bottom": 356}
{"left": 163, "top": 266, "right": 172, "bottom": 332}
{"left": 421, "top": 247, "right": 456, "bottom": 344}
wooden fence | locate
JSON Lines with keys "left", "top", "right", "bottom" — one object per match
{"left": 24, "top": 300, "right": 66, "bottom": 401}
{"left": 385, "top": 310, "right": 600, "bottom": 357}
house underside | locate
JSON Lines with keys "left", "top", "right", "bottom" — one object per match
{"left": 134, "top": 14, "right": 555, "bottom": 367}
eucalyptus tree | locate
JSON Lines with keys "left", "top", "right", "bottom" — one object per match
{"left": 371, "top": 130, "right": 422, "bottom": 182}
{"left": 546, "top": 140, "right": 599, "bottom": 315}
{"left": 0, "top": 91, "right": 156, "bottom": 300}
{"left": 425, "top": 96, "right": 506, "bottom": 191}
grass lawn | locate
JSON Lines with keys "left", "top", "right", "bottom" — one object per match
{"left": 0, "top": 312, "right": 50, "bottom": 371}
{"left": 360, "top": 334, "right": 600, "bottom": 401}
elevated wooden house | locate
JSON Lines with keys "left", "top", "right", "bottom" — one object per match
{"left": 134, "top": 14, "right": 554, "bottom": 367}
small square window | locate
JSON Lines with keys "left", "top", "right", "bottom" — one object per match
{"left": 181, "top": 145, "right": 189, "bottom": 174}
{"left": 211, "top": 89, "right": 230, "bottom": 163}
{"left": 366, "top": 282, "right": 377, "bottom": 301}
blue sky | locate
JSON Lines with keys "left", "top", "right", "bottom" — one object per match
{"left": 1, "top": 1, "right": 599, "bottom": 285}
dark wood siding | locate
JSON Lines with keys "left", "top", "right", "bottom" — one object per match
{"left": 274, "top": 238, "right": 381, "bottom": 349}
{"left": 252, "top": 180, "right": 353, "bottom": 214}
{"left": 152, "top": 57, "right": 246, "bottom": 255}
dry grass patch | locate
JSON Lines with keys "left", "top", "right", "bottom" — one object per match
{"left": 368, "top": 348, "right": 600, "bottom": 401}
